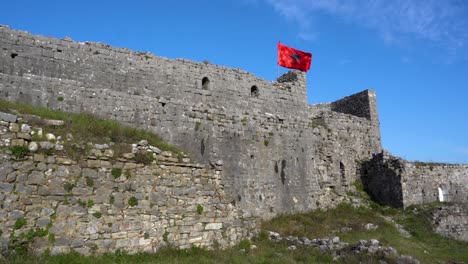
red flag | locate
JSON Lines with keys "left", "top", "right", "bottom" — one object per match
{"left": 277, "top": 42, "right": 312, "bottom": 72}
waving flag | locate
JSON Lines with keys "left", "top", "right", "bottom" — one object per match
{"left": 278, "top": 42, "right": 312, "bottom": 72}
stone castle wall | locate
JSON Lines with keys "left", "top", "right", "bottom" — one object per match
{"left": 0, "top": 112, "right": 256, "bottom": 255}
{"left": 0, "top": 25, "right": 382, "bottom": 218}
{"left": 361, "top": 151, "right": 468, "bottom": 208}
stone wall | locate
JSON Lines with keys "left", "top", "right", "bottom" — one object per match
{"left": 361, "top": 151, "right": 468, "bottom": 208}
{"left": 431, "top": 204, "right": 468, "bottom": 242}
{"left": 0, "top": 112, "right": 256, "bottom": 255}
{"left": 0, "top": 25, "right": 382, "bottom": 218}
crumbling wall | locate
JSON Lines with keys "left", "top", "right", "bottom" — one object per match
{"left": 0, "top": 112, "right": 256, "bottom": 255}
{"left": 361, "top": 151, "right": 468, "bottom": 208}
{"left": 431, "top": 204, "right": 468, "bottom": 242}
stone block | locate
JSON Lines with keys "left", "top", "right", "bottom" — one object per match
{"left": 0, "top": 112, "right": 17, "bottom": 123}
{"left": 205, "top": 223, "right": 223, "bottom": 230}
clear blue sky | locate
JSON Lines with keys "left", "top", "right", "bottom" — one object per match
{"left": 3, "top": 0, "right": 468, "bottom": 163}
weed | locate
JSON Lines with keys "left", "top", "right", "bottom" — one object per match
{"left": 264, "top": 139, "right": 269, "bottom": 147}
{"left": 134, "top": 151, "right": 153, "bottom": 165}
{"left": 144, "top": 232, "right": 150, "bottom": 239}
{"left": 109, "top": 195, "right": 115, "bottom": 205}
{"left": 124, "top": 169, "right": 131, "bottom": 178}
{"left": 92, "top": 212, "right": 102, "bottom": 219}
{"left": 196, "top": 204, "right": 204, "bottom": 215}
{"left": 128, "top": 197, "right": 138, "bottom": 207}
{"left": 111, "top": 168, "right": 122, "bottom": 179}
{"left": 86, "top": 177, "right": 94, "bottom": 187}
{"left": 57, "top": 96, "right": 64, "bottom": 101}
{"left": 195, "top": 121, "right": 201, "bottom": 131}
{"left": 63, "top": 182, "right": 75, "bottom": 192}
{"left": 10, "top": 145, "right": 29, "bottom": 159}
{"left": 162, "top": 231, "right": 169, "bottom": 242}
{"left": 14, "top": 218, "right": 27, "bottom": 229}
{"left": 48, "top": 233, "right": 55, "bottom": 243}
{"left": 87, "top": 199, "right": 95, "bottom": 208}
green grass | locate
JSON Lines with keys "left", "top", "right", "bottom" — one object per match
{"left": 263, "top": 199, "right": 468, "bottom": 264}
{"left": 0, "top": 99, "right": 181, "bottom": 159}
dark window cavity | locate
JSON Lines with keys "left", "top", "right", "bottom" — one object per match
{"left": 251, "top": 85, "right": 259, "bottom": 98}
{"left": 202, "top": 77, "right": 210, "bottom": 90}
{"left": 280, "top": 159, "right": 286, "bottom": 185}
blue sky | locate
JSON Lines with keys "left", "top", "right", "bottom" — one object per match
{"left": 3, "top": 0, "right": 468, "bottom": 163}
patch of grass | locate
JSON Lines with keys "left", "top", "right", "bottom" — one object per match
{"left": 87, "top": 199, "right": 95, "bottom": 208}
{"left": 10, "top": 145, "right": 29, "bottom": 159}
{"left": 86, "top": 177, "right": 94, "bottom": 187}
{"left": 128, "top": 197, "right": 138, "bottom": 207}
{"left": 57, "top": 96, "right": 64, "bottom": 102}
{"left": 63, "top": 182, "right": 75, "bottom": 193}
{"left": 263, "top": 196, "right": 468, "bottom": 264}
{"left": 196, "top": 204, "right": 204, "bottom": 215}
{"left": 92, "top": 212, "right": 102, "bottom": 219}
{"left": 134, "top": 151, "right": 153, "bottom": 165}
{"left": 111, "top": 168, "right": 122, "bottom": 179}
{"left": 109, "top": 195, "right": 115, "bottom": 205}
{"left": 13, "top": 218, "right": 27, "bottom": 230}
{"left": 263, "top": 139, "right": 269, "bottom": 147}
{"left": 0, "top": 99, "right": 182, "bottom": 159}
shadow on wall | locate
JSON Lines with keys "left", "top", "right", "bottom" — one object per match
{"left": 359, "top": 154, "right": 404, "bottom": 208}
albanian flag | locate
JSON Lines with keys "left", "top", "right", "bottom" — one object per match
{"left": 278, "top": 42, "right": 312, "bottom": 72}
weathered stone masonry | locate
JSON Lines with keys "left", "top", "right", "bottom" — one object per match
{"left": 0, "top": 26, "right": 382, "bottom": 218}
{"left": 0, "top": 113, "right": 256, "bottom": 254}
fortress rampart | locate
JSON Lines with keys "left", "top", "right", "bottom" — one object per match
{"left": 0, "top": 25, "right": 381, "bottom": 218}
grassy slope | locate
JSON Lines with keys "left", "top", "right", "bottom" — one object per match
{"left": 0, "top": 99, "right": 181, "bottom": 156}
{"left": 1, "top": 100, "right": 467, "bottom": 263}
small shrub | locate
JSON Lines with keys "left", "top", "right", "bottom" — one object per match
{"left": 196, "top": 204, "right": 204, "bottom": 215}
{"left": 92, "top": 212, "right": 102, "bottom": 219}
{"left": 63, "top": 182, "right": 75, "bottom": 192}
{"left": 128, "top": 197, "right": 138, "bottom": 207}
{"left": 10, "top": 145, "right": 29, "bottom": 159}
{"left": 111, "top": 168, "right": 122, "bottom": 179}
{"left": 14, "top": 218, "right": 27, "bottom": 229}
{"left": 134, "top": 151, "right": 153, "bottom": 165}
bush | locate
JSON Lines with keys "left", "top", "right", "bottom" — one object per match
{"left": 111, "top": 168, "right": 122, "bottom": 179}
{"left": 128, "top": 197, "right": 138, "bottom": 207}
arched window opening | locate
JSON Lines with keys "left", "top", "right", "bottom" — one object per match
{"left": 202, "top": 77, "right": 210, "bottom": 90}
{"left": 251, "top": 85, "right": 259, "bottom": 98}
